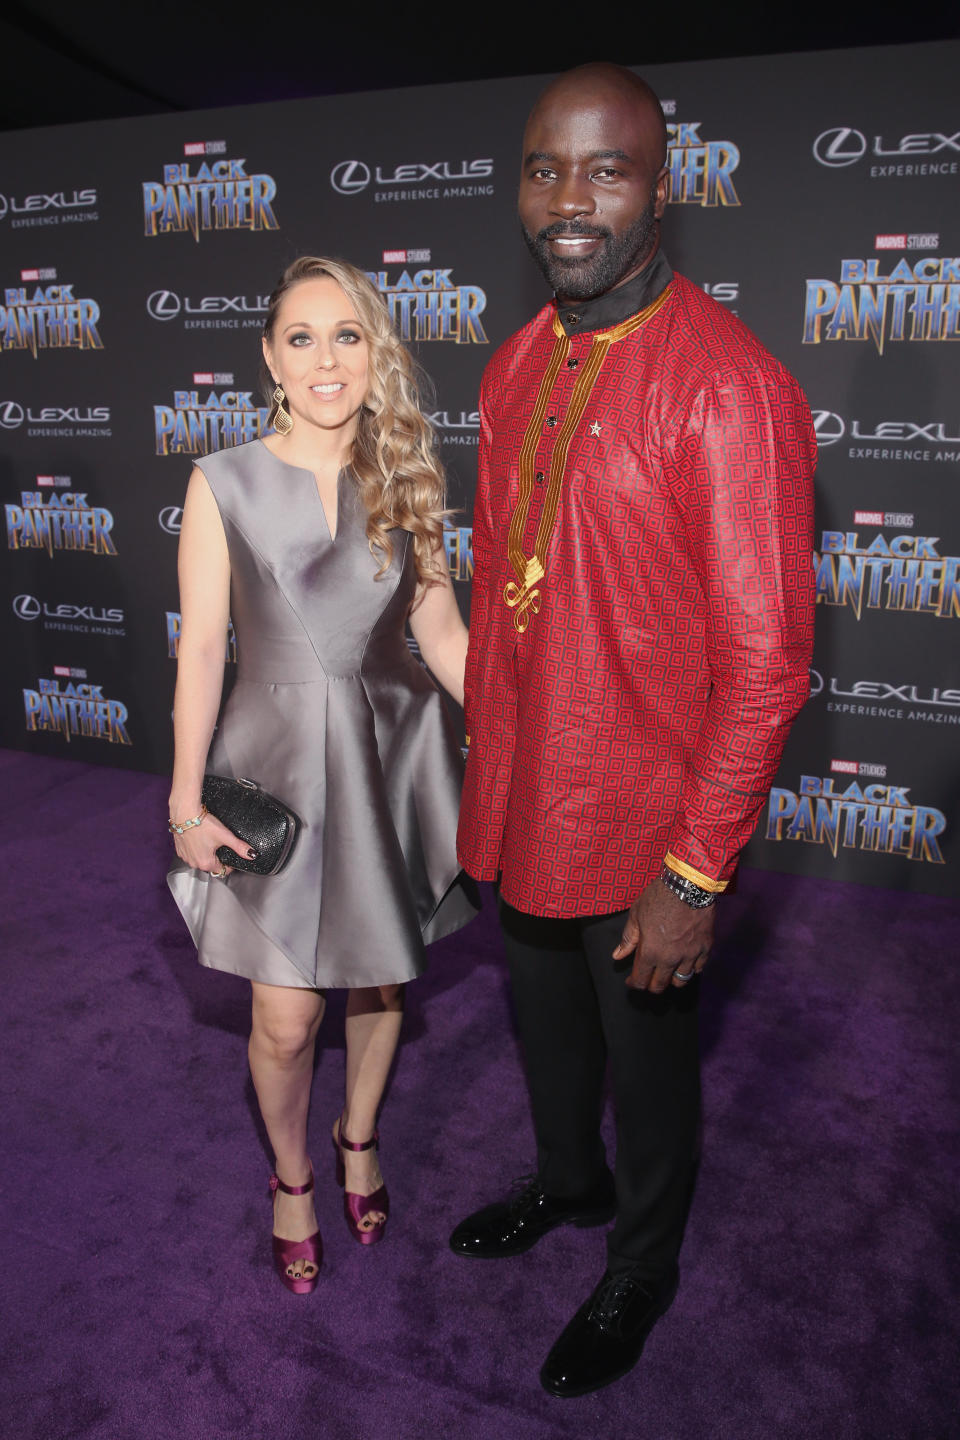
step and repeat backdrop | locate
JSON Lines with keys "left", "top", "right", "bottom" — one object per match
{"left": 1, "top": 42, "right": 957, "bottom": 895}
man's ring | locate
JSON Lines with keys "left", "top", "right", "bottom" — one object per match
{"left": 675, "top": 969, "right": 695, "bottom": 982}
{"left": 212, "top": 865, "right": 228, "bottom": 879}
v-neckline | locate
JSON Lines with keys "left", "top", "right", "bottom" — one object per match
{"left": 257, "top": 438, "right": 343, "bottom": 543}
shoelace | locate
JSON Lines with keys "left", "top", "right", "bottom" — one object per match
{"left": 587, "top": 1272, "right": 653, "bottom": 1330}
{"left": 505, "top": 1173, "right": 540, "bottom": 1216}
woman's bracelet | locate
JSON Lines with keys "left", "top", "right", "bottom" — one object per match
{"left": 168, "top": 805, "right": 207, "bottom": 836}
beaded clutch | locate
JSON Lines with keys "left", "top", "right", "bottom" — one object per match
{"left": 201, "top": 774, "right": 301, "bottom": 877}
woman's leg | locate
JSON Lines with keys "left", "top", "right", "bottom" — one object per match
{"left": 249, "top": 981, "right": 326, "bottom": 1251}
{"left": 334, "top": 983, "right": 405, "bottom": 1230}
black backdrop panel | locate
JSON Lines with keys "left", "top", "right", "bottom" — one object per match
{"left": 1, "top": 42, "right": 957, "bottom": 895}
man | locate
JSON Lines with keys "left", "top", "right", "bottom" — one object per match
{"left": 452, "top": 63, "right": 816, "bottom": 1398}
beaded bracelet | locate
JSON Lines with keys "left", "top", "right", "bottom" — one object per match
{"left": 168, "top": 804, "right": 207, "bottom": 836}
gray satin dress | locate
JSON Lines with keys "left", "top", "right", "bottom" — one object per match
{"left": 167, "top": 438, "right": 477, "bottom": 989}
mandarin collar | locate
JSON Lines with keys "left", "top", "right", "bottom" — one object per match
{"left": 554, "top": 250, "right": 673, "bottom": 336}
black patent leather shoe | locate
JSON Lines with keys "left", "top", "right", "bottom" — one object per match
{"left": 449, "top": 1174, "right": 616, "bottom": 1259}
{"left": 540, "top": 1265, "right": 679, "bottom": 1397}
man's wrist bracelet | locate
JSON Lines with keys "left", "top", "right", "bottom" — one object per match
{"left": 659, "top": 865, "right": 718, "bottom": 909}
{"left": 168, "top": 805, "right": 207, "bottom": 836}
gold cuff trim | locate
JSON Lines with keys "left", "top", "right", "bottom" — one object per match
{"left": 663, "top": 852, "right": 728, "bottom": 893}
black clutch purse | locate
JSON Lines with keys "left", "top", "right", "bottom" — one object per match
{"left": 201, "top": 775, "right": 301, "bottom": 876}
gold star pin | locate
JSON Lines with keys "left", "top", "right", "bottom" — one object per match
{"left": 589, "top": 420, "right": 601, "bottom": 437}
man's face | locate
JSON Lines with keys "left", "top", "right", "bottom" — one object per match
{"left": 518, "top": 87, "right": 668, "bottom": 302}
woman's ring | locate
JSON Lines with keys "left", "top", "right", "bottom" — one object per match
{"left": 675, "top": 969, "right": 694, "bottom": 982}
{"left": 212, "top": 865, "right": 228, "bottom": 879}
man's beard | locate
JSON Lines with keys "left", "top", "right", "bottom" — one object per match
{"left": 521, "top": 195, "right": 658, "bottom": 302}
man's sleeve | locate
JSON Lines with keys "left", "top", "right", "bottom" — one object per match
{"left": 662, "top": 366, "right": 817, "bottom": 888}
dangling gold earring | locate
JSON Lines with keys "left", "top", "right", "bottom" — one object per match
{"left": 272, "top": 384, "right": 293, "bottom": 436}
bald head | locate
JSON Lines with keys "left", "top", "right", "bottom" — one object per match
{"left": 526, "top": 64, "right": 668, "bottom": 173}
{"left": 518, "top": 62, "right": 670, "bottom": 302}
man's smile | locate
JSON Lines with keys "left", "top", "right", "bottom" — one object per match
{"left": 548, "top": 235, "right": 604, "bottom": 255}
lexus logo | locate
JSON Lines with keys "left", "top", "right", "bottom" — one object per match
{"left": 809, "top": 668, "right": 824, "bottom": 698}
{"left": 0, "top": 400, "right": 24, "bottom": 429}
{"left": 158, "top": 506, "right": 183, "bottom": 534}
{"left": 0, "top": 193, "right": 8, "bottom": 220}
{"left": 812, "top": 127, "right": 868, "bottom": 167}
{"left": 330, "top": 160, "right": 371, "bottom": 195}
{"left": 812, "top": 410, "right": 845, "bottom": 446}
{"left": 147, "top": 289, "right": 182, "bottom": 320}
{"left": 13, "top": 594, "right": 41, "bottom": 620}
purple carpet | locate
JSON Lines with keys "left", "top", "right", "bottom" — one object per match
{"left": 2, "top": 747, "right": 957, "bottom": 1440}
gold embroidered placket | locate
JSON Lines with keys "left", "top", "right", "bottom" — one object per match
{"left": 503, "top": 285, "right": 674, "bottom": 632}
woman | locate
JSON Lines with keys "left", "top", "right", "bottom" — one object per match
{"left": 167, "top": 256, "right": 476, "bottom": 1294}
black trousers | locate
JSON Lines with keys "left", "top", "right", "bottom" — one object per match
{"left": 500, "top": 899, "right": 701, "bottom": 1281}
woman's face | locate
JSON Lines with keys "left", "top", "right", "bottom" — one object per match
{"left": 262, "top": 276, "right": 370, "bottom": 439}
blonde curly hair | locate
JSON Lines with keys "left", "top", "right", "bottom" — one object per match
{"left": 263, "top": 255, "right": 447, "bottom": 584}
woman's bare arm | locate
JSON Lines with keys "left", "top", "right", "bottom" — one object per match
{"left": 408, "top": 543, "right": 468, "bottom": 706}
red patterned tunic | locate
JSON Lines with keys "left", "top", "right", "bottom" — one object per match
{"left": 457, "top": 262, "right": 816, "bottom": 917}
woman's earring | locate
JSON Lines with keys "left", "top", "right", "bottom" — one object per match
{"left": 272, "top": 384, "right": 294, "bottom": 436}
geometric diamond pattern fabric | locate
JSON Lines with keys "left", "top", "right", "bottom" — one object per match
{"left": 457, "top": 273, "right": 817, "bottom": 917}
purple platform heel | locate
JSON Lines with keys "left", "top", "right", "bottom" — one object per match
{"left": 269, "top": 1169, "right": 321, "bottom": 1293}
{"left": 333, "top": 1117, "right": 389, "bottom": 1245}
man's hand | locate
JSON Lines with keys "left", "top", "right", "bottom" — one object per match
{"left": 612, "top": 877, "right": 715, "bottom": 992}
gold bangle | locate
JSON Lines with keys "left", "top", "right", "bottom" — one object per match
{"left": 168, "top": 805, "right": 207, "bottom": 836}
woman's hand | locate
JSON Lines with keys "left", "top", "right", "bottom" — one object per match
{"left": 171, "top": 812, "right": 256, "bottom": 877}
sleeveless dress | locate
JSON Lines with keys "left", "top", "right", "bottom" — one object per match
{"left": 167, "top": 438, "right": 478, "bottom": 989}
